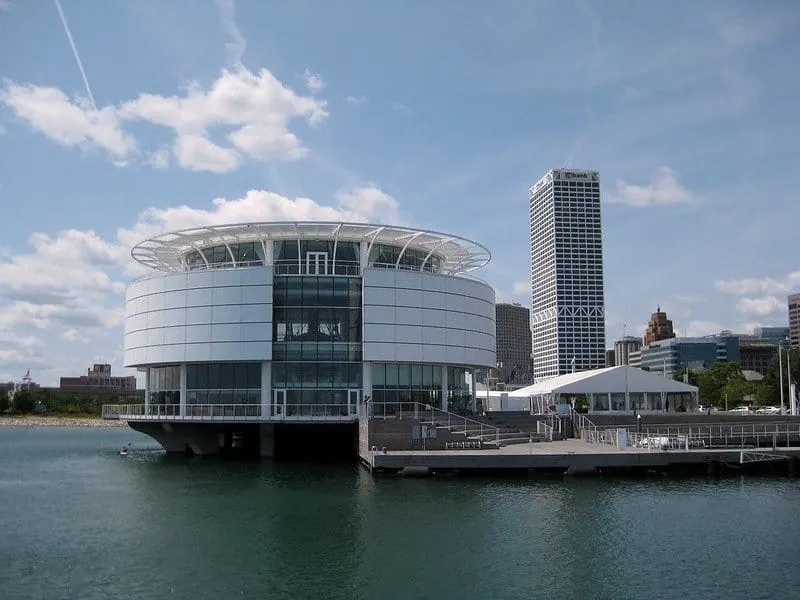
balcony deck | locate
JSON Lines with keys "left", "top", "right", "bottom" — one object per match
{"left": 102, "top": 404, "right": 358, "bottom": 424}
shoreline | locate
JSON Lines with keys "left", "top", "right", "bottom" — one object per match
{"left": 0, "top": 416, "right": 128, "bottom": 428}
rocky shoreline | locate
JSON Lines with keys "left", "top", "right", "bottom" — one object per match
{"left": 0, "top": 416, "right": 128, "bottom": 428}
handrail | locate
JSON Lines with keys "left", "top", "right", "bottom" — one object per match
{"left": 570, "top": 408, "right": 598, "bottom": 441}
{"left": 102, "top": 403, "right": 358, "bottom": 421}
{"left": 537, "top": 420, "right": 554, "bottom": 441}
{"left": 366, "top": 401, "right": 501, "bottom": 446}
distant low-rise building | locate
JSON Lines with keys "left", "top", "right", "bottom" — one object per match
{"left": 605, "top": 349, "right": 615, "bottom": 367}
{"left": 60, "top": 364, "right": 138, "bottom": 396}
{"left": 754, "top": 326, "right": 789, "bottom": 348}
{"left": 614, "top": 336, "right": 642, "bottom": 366}
{"left": 739, "top": 336, "right": 778, "bottom": 375}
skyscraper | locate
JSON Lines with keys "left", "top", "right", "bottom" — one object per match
{"left": 529, "top": 168, "right": 606, "bottom": 379}
{"left": 495, "top": 302, "right": 534, "bottom": 386}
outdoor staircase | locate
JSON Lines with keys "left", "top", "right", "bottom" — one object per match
{"left": 420, "top": 416, "right": 544, "bottom": 448}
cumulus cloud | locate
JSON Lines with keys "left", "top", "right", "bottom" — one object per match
{"left": 1, "top": 67, "right": 327, "bottom": 173}
{"left": 735, "top": 296, "right": 786, "bottom": 317}
{"left": 0, "top": 83, "right": 135, "bottom": 158}
{"left": 715, "top": 271, "right": 800, "bottom": 296}
{"left": 334, "top": 187, "right": 402, "bottom": 224}
{"left": 607, "top": 167, "right": 699, "bottom": 207}
{"left": 303, "top": 68, "right": 325, "bottom": 93}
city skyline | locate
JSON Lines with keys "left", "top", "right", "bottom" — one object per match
{"left": 1, "top": 1, "right": 799, "bottom": 385}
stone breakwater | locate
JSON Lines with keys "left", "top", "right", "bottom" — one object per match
{"left": 0, "top": 416, "right": 128, "bottom": 428}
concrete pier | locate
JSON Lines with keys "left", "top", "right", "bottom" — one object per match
{"left": 361, "top": 439, "right": 800, "bottom": 475}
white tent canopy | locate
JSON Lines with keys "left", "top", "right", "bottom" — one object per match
{"left": 499, "top": 366, "right": 698, "bottom": 414}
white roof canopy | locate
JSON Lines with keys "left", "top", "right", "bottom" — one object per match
{"left": 130, "top": 221, "right": 491, "bottom": 276}
{"left": 508, "top": 366, "right": 698, "bottom": 397}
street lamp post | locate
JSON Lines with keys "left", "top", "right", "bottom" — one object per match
{"left": 779, "top": 341, "right": 786, "bottom": 415}
{"left": 623, "top": 323, "right": 630, "bottom": 411}
{"left": 788, "top": 348, "right": 794, "bottom": 416}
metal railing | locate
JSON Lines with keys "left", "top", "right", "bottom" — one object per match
{"left": 571, "top": 408, "right": 599, "bottom": 441}
{"left": 630, "top": 422, "right": 800, "bottom": 450}
{"left": 102, "top": 403, "right": 358, "bottom": 422}
{"left": 364, "top": 401, "right": 502, "bottom": 446}
{"left": 537, "top": 420, "right": 555, "bottom": 441}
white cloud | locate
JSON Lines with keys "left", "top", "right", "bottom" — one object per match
{"left": 147, "top": 148, "right": 170, "bottom": 170}
{"left": 684, "top": 320, "right": 724, "bottom": 337}
{"left": 333, "top": 187, "right": 401, "bottom": 223}
{"left": 512, "top": 280, "right": 529, "bottom": 296}
{"left": 303, "top": 68, "right": 325, "bottom": 93}
{"left": 391, "top": 101, "right": 413, "bottom": 114}
{"left": 120, "top": 68, "right": 328, "bottom": 171}
{"left": 0, "top": 83, "right": 135, "bottom": 158}
{"left": 215, "top": 0, "right": 247, "bottom": 67}
{"left": 0, "top": 331, "right": 44, "bottom": 348}
{"left": 173, "top": 133, "right": 240, "bottom": 173}
{"left": 60, "top": 328, "right": 89, "bottom": 343}
{"left": 735, "top": 296, "right": 787, "bottom": 317}
{"left": 2, "top": 67, "right": 328, "bottom": 173}
{"left": 715, "top": 271, "right": 800, "bottom": 296}
{"left": 345, "top": 95, "right": 368, "bottom": 105}
{"left": 607, "top": 167, "right": 699, "bottom": 207}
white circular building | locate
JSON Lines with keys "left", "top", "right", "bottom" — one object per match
{"left": 107, "top": 222, "right": 496, "bottom": 456}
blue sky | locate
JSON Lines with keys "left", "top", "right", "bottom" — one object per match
{"left": 1, "top": 0, "right": 799, "bottom": 385}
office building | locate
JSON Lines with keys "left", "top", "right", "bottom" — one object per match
{"left": 639, "top": 336, "right": 740, "bottom": 377}
{"left": 529, "top": 168, "right": 605, "bottom": 379}
{"left": 495, "top": 302, "right": 533, "bottom": 386}
{"left": 753, "top": 326, "right": 789, "bottom": 348}
{"left": 111, "top": 222, "right": 496, "bottom": 455}
{"left": 790, "top": 293, "right": 800, "bottom": 349}
{"left": 605, "top": 349, "right": 615, "bottom": 368}
{"left": 644, "top": 306, "right": 676, "bottom": 345}
{"left": 614, "top": 336, "right": 643, "bottom": 366}
{"left": 739, "top": 336, "right": 778, "bottom": 375}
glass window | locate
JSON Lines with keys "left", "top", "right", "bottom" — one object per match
{"left": 385, "top": 364, "right": 398, "bottom": 387}
{"left": 398, "top": 364, "right": 411, "bottom": 389}
{"left": 208, "top": 363, "right": 221, "bottom": 389}
{"left": 247, "top": 363, "right": 261, "bottom": 389}
{"left": 234, "top": 363, "right": 248, "bottom": 389}
{"left": 372, "top": 363, "right": 385, "bottom": 387}
{"left": 411, "top": 364, "right": 422, "bottom": 388}
{"left": 187, "top": 364, "right": 198, "bottom": 389}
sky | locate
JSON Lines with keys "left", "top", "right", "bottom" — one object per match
{"left": 1, "top": 0, "right": 799, "bottom": 386}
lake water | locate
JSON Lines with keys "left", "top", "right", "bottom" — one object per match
{"left": 1, "top": 427, "right": 799, "bottom": 600}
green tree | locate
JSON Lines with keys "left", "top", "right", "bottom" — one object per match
{"left": 673, "top": 369, "right": 700, "bottom": 386}
{"left": 0, "top": 392, "right": 9, "bottom": 413}
{"left": 11, "top": 390, "right": 35, "bottom": 414}
{"left": 696, "top": 361, "right": 746, "bottom": 407}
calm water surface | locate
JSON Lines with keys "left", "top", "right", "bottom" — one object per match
{"left": 1, "top": 427, "right": 799, "bottom": 600}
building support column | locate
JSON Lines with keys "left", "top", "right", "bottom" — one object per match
{"left": 144, "top": 368, "right": 151, "bottom": 412}
{"left": 261, "top": 361, "right": 271, "bottom": 419}
{"left": 362, "top": 361, "right": 373, "bottom": 405}
{"left": 587, "top": 393, "right": 594, "bottom": 414}
{"left": 470, "top": 368, "right": 477, "bottom": 413}
{"left": 441, "top": 365, "right": 448, "bottom": 412}
{"left": 607, "top": 392, "right": 612, "bottom": 412}
{"left": 179, "top": 364, "right": 187, "bottom": 418}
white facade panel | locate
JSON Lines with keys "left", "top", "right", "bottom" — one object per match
{"left": 124, "top": 267, "right": 273, "bottom": 367}
{"left": 362, "top": 268, "right": 495, "bottom": 367}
